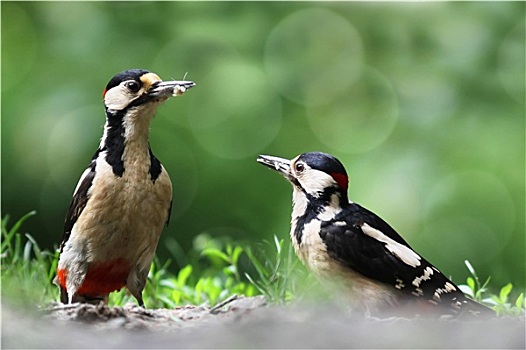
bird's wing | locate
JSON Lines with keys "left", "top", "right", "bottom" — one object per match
{"left": 59, "top": 156, "right": 97, "bottom": 252}
{"left": 319, "top": 213, "right": 421, "bottom": 286}
{"left": 349, "top": 203, "right": 414, "bottom": 247}
{"left": 319, "top": 203, "right": 489, "bottom": 314}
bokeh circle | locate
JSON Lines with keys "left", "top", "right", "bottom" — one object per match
{"left": 306, "top": 67, "right": 399, "bottom": 154}
{"left": 264, "top": 8, "right": 364, "bottom": 106}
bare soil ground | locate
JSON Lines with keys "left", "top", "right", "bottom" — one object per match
{"left": 3, "top": 296, "right": 525, "bottom": 349}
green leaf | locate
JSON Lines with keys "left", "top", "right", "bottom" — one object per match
{"left": 480, "top": 276, "right": 491, "bottom": 291}
{"left": 273, "top": 235, "right": 283, "bottom": 255}
{"left": 515, "top": 293, "right": 524, "bottom": 309}
{"left": 202, "top": 248, "right": 230, "bottom": 264}
{"left": 177, "top": 265, "right": 193, "bottom": 286}
{"left": 231, "top": 245, "right": 244, "bottom": 265}
{"left": 244, "top": 247, "right": 269, "bottom": 280}
{"left": 171, "top": 289, "right": 182, "bottom": 305}
{"left": 490, "top": 294, "right": 501, "bottom": 305}
{"left": 221, "top": 265, "right": 233, "bottom": 277}
{"left": 499, "top": 283, "right": 513, "bottom": 302}
{"left": 464, "top": 260, "right": 476, "bottom": 277}
{"left": 47, "top": 250, "right": 60, "bottom": 282}
{"left": 466, "top": 277, "right": 475, "bottom": 292}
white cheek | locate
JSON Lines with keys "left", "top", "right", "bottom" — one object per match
{"left": 104, "top": 87, "right": 136, "bottom": 110}
{"left": 298, "top": 170, "right": 337, "bottom": 196}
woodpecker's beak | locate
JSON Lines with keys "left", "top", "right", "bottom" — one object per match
{"left": 257, "top": 155, "right": 293, "bottom": 179}
{"left": 149, "top": 80, "right": 196, "bottom": 99}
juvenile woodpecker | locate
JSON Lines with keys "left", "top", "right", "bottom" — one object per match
{"left": 56, "top": 69, "right": 195, "bottom": 306}
{"left": 257, "top": 152, "right": 493, "bottom": 317}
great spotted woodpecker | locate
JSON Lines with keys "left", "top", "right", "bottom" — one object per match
{"left": 257, "top": 152, "right": 493, "bottom": 317}
{"left": 55, "top": 69, "right": 195, "bottom": 306}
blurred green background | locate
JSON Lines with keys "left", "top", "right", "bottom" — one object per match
{"left": 2, "top": 2, "right": 524, "bottom": 289}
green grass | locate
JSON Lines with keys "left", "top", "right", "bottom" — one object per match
{"left": 1, "top": 211, "right": 59, "bottom": 306}
{"left": 1, "top": 212, "right": 525, "bottom": 316}
{"left": 1, "top": 212, "right": 263, "bottom": 308}
{"left": 458, "top": 260, "right": 525, "bottom": 316}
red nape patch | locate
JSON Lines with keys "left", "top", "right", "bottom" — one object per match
{"left": 102, "top": 88, "right": 108, "bottom": 98}
{"left": 331, "top": 172, "right": 348, "bottom": 191}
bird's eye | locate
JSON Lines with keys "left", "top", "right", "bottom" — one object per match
{"left": 125, "top": 81, "right": 141, "bottom": 93}
{"left": 295, "top": 163, "right": 305, "bottom": 173}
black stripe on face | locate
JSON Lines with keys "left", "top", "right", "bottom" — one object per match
{"left": 126, "top": 93, "right": 152, "bottom": 109}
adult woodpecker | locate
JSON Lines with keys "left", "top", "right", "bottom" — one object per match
{"left": 56, "top": 69, "right": 195, "bottom": 306}
{"left": 257, "top": 152, "right": 493, "bottom": 317}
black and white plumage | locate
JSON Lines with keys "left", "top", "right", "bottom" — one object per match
{"left": 56, "top": 69, "right": 195, "bottom": 306}
{"left": 257, "top": 152, "right": 493, "bottom": 317}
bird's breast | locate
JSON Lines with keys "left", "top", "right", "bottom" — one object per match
{"left": 290, "top": 213, "right": 399, "bottom": 313}
{"left": 290, "top": 200, "right": 342, "bottom": 271}
{"left": 292, "top": 218, "right": 349, "bottom": 277}
{"left": 69, "top": 152, "right": 172, "bottom": 266}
